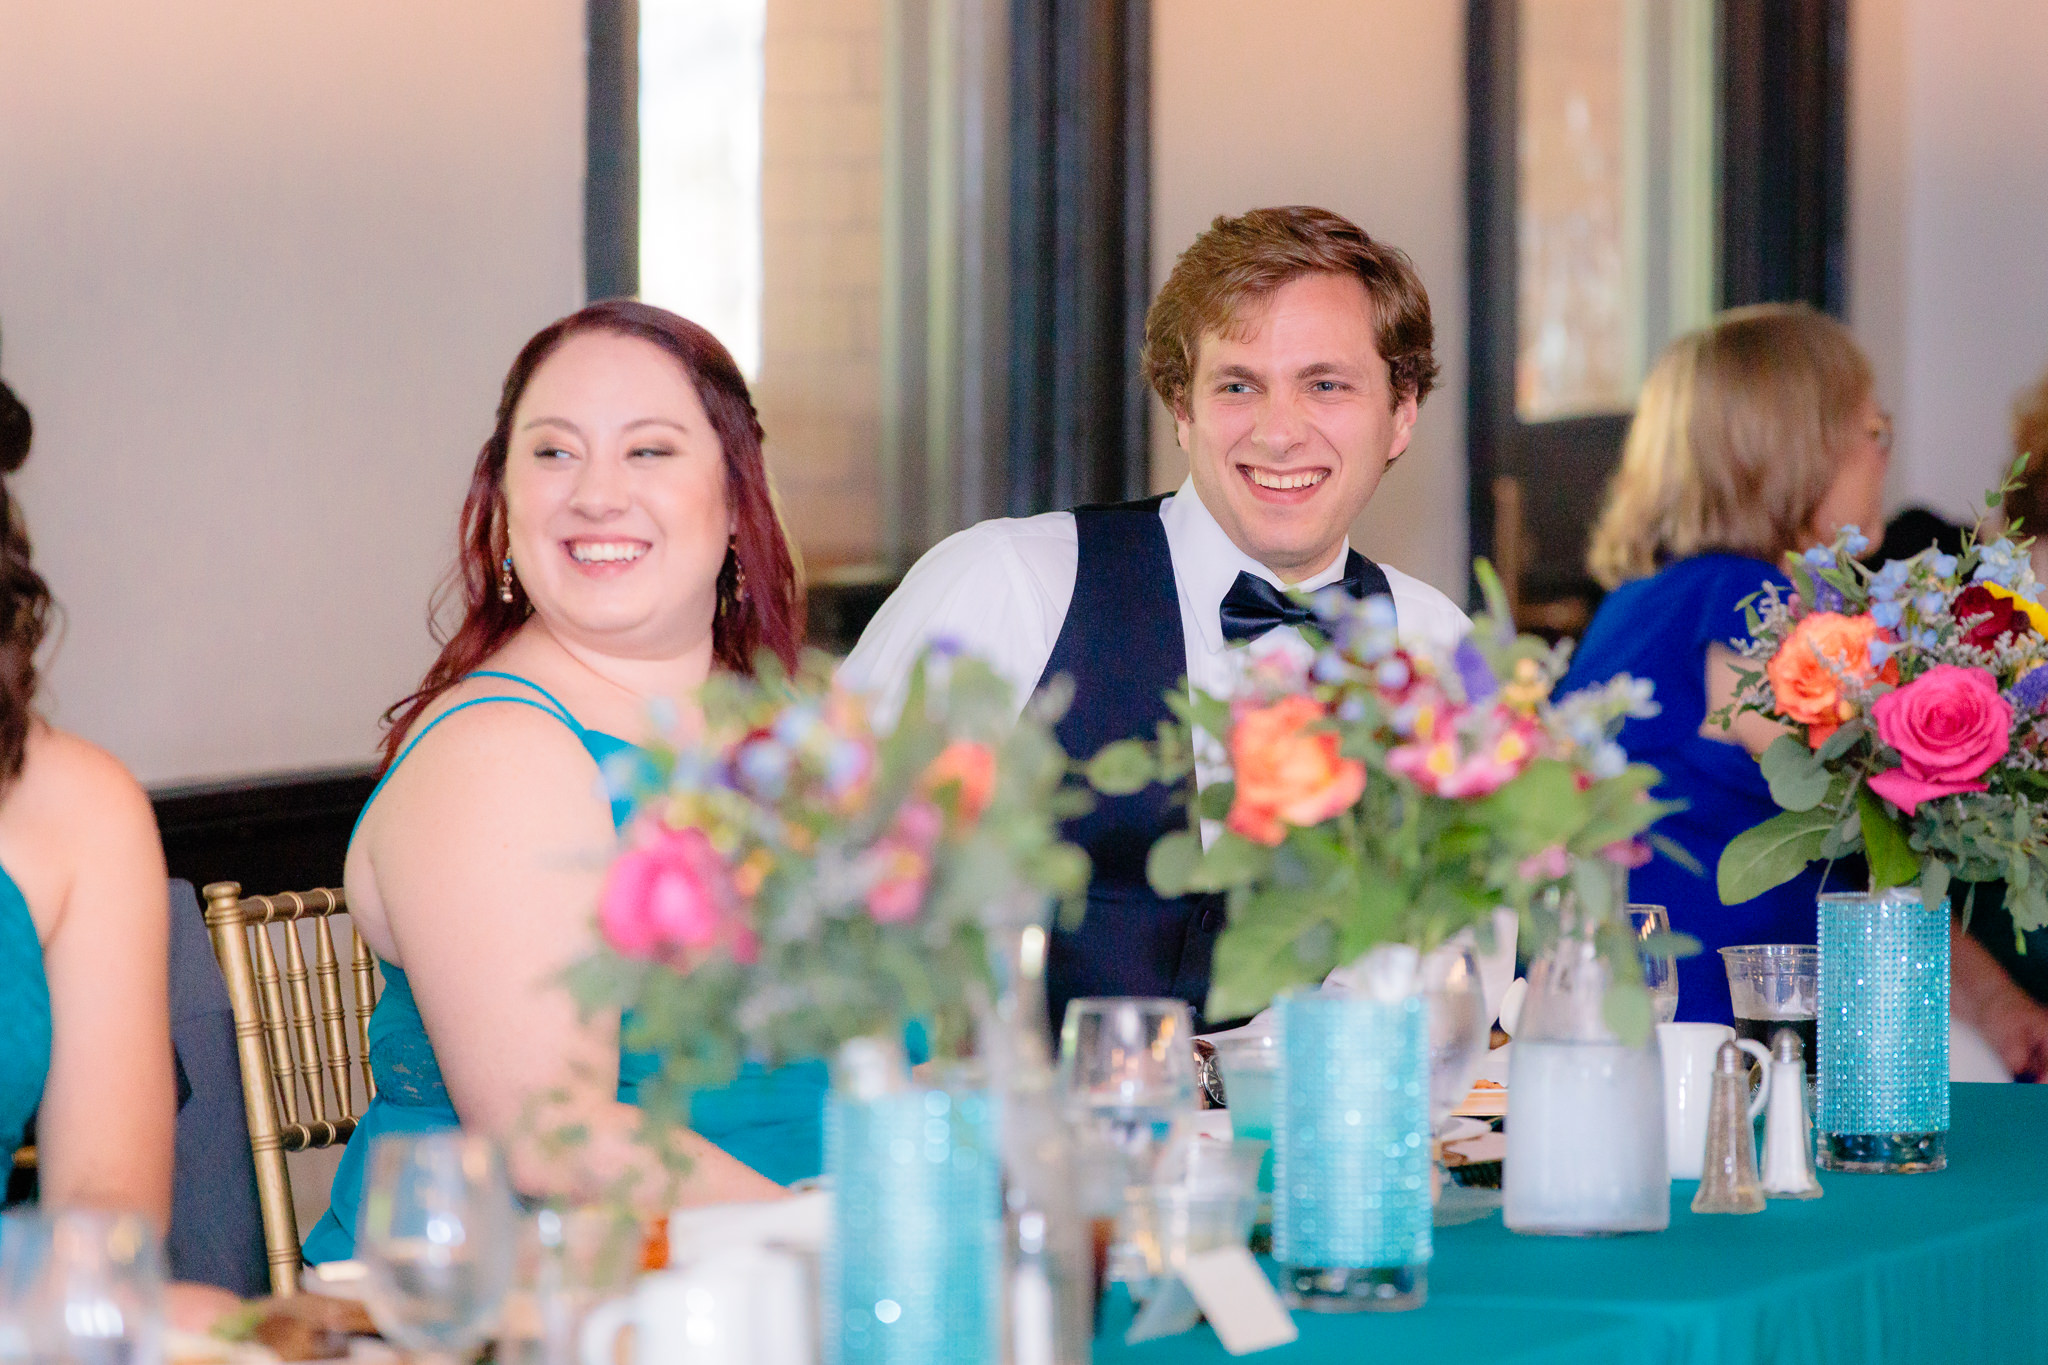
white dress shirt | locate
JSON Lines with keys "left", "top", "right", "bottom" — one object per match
{"left": 839, "top": 478, "right": 1472, "bottom": 723}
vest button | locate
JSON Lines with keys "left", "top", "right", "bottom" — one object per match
{"left": 1200, "top": 905, "right": 1225, "bottom": 932}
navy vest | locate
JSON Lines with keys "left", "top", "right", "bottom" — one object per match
{"left": 1037, "top": 496, "right": 1390, "bottom": 1032}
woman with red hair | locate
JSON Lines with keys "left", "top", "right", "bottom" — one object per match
{"left": 306, "top": 302, "right": 813, "bottom": 1260}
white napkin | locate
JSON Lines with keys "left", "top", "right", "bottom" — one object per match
{"left": 666, "top": 1188, "right": 831, "bottom": 1259}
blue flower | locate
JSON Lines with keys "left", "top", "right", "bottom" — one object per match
{"left": 772, "top": 703, "right": 822, "bottom": 747}
{"left": 1868, "top": 638, "right": 1900, "bottom": 670}
{"left": 1802, "top": 546, "right": 1835, "bottom": 568}
{"left": 1377, "top": 657, "right": 1412, "bottom": 692}
{"left": 2014, "top": 665, "right": 2048, "bottom": 714}
{"left": 1915, "top": 591, "right": 1948, "bottom": 617}
{"left": 1974, "top": 541, "right": 2029, "bottom": 589}
{"left": 1912, "top": 627, "right": 1941, "bottom": 650}
{"left": 736, "top": 739, "right": 792, "bottom": 798}
{"left": 1337, "top": 695, "right": 1368, "bottom": 723}
{"left": 1870, "top": 560, "right": 1913, "bottom": 601}
{"left": 925, "top": 634, "right": 965, "bottom": 658}
{"left": 1871, "top": 599, "right": 1905, "bottom": 629}
{"left": 1930, "top": 553, "right": 1958, "bottom": 579}
{"left": 1312, "top": 652, "right": 1350, "bottom": 684}
{"left": 1842, "top": 526, "right": 1871, "bottom": 557}
{"left": 1363, "top": 595, "right": 1397, "bottom": 632}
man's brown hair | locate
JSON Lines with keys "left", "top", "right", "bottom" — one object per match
{"left": 1142, "top": 205, "right": 1438, "bottom": 418}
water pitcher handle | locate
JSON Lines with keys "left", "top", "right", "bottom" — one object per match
{"left": 1736, "top": 1038, "right": 1772, "bottom": 1119}
{"left": 580, "top": 1294, "right": 635, "bottom": 1365}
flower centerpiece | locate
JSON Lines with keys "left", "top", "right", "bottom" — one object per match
{"left": 1716, "top": 485, "right": 2048, "bottom": 920}
{"left": 573, "top": 648, "right": 1088, "bottom": 1364}
{"left": 1085, "top": 567, "right": 1671, "bottom": 1028}
{"left": 1713, "top": 468, "right": 2047, "bottom": 1172}
{"left": 1085, "top": 567, "right": 1675, "bottom": 1291}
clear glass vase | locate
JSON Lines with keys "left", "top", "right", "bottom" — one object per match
{"left": 824, "top": 1037, "right": 1002, "bottom": 1365}
{"left": 984, "top": 912, "right": 1094, "bottom": 1365}
{"left": 1502, "top": 929, "right": 1669, "bottom": 1235}
{"left": 1816, "top": 889, "right": 1950, "bottom": 1173}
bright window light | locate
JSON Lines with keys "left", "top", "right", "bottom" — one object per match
{"left": 638, "top": 0, "right": 766, "bottom": 378}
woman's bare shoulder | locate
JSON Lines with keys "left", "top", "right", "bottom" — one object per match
{"left": 5, "top": 725, "right": 154, "bottom": 849}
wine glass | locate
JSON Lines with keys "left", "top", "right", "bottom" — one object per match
{"left": 1422, "top": 940, "right": 1490, "bottom": 1131}
{"left": 358, "top": 1132, "right": 516, "bottom": 1365}
{"left": 34, "top": 1210, "right": 164, "bottom": 1365}
{"left": 1629, "top": 904, "right": 1680, "bottom": 1024}
{"left": 1058, "top": 998, "right": 1197, "bottom": 1163}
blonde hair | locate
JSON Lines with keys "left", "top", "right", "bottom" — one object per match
{"left": 1587, "top": 303, "right": 1874, "bottom": 589}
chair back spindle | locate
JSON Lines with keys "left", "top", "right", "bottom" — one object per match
{"left": 203, "top": 881, "right": 380, "bottom": 1296}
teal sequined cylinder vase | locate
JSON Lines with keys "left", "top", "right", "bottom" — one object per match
{"left": 1816, "top": 890, "right": 1950, "bottom": 1173}
{"left": 1273, "top": 989, "right": 1431, "bottom": 1312}
{"left": 824, "top": 1086, "right": 1002, "bottom": 1364}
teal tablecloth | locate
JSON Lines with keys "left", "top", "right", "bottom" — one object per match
{"left": 1097, "top": 1084, "right": 2048, "bottom": 1365}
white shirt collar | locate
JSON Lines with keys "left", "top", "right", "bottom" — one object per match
{"left": 1161, "top": 477, "right": 1353, "bottom": 655}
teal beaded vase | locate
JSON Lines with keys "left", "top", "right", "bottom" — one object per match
{"left": 824, "top": 1057, "right": 1002, "bottom": 1364}
{"left": 1272, "top": 988, "right": 1432, "bottom": 1311}
{"left": 1816, "top": 890, "right": 1950, "bottom": 1173}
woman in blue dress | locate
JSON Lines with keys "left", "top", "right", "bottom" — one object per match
{"left": 1559, "top": 304, "right": 1891, "bottom": 1026}
{"left": 307, "top": 302, "right": 824, "bottom": 1260}
{"left": 0, "top": 371, "right": 179, "bottom": 1217}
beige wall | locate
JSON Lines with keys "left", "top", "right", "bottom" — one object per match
{"left": 1849, "top": 0, "right": 2048, "bottom": 519}
{"left": 0, "top": 1, "right": 585, "bottom": 785}
{"left": 1150, "top": 0, "right": 1470, "bottom": 600}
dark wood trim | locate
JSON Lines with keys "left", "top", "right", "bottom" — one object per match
{"left": 1719, "top": 0, "right": 1850, "bottom": 314}
{"left": 585, "top": 0, "right": 640, "bottom": 301}
{"left": 1006, "top": 0, "right": 1151, "bottom": 515}
{"left": 152, "top": 768, "right": 378, "bottom": 898}
{"left": 1464, "top": 0, "right": 1517, "bottom": 607}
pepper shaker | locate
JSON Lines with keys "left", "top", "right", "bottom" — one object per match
{"left": 1691, "top": 1039, "right": 1767, "bottom": 1214}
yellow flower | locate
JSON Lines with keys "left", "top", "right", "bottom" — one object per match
{"left": 1982, "top": 582, "right": 2048, "bottom": 636}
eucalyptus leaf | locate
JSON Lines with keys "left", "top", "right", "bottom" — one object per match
{"left": 1920, "top": 857, "right": 1952, "bottom": 915}
{"left": 1146, "top": 830, "right": 1203, "bottom": 897}
{"left": 1085, "top": 739, "right": 1156, "bottom": 795}
{"left": 1719, "top": 807, "right": 1834, "bottom": 903}
{"left": 1601, "top": 980, "right": 1654, "bottom": 1047}
{"left": 1183, "top": 831, "right": 1272, "bottom": 892}
{"left": 1816, "top": 721, "right": 1866, "bottom": 764}
{"left": 1857, "top": 787, "right": 1920, "bottom": 890}
{"left": 1759, "top": 734, "right": 1831, "bottom": 812}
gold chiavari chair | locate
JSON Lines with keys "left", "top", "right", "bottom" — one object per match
{"left": 202, "top": 881, "right": 378, "bottom": 1296}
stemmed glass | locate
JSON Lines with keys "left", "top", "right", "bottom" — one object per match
{"left": 358, "top": 1132, "right": 517, "bottom": 1365}
{"left": 25, "top": 1210, "right": 164, "bottom": 1365}
{"left": 1630, "top": 904, "right": 1681, "bottom": 1024}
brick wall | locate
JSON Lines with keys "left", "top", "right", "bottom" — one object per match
{"left": 758, "top": 0, "right": 886, "bottom": 572}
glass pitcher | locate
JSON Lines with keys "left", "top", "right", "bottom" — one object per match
{"left": 1503, "top": 926, "right": 1670, "bottom": 1235}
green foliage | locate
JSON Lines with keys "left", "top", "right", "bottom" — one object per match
{"left": 1857, "top": 786, "right": 1920, "bottom": 890}
{"left": 1719, "top": 806, "right": 1836, "bottom": 904}
{"left": 1759, "top": 734, "right": 1831, "bottom": 812}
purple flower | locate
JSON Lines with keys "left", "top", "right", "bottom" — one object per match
{"left": 1454, "top": 637, "right": 1498, "bottom": 703}
{"left": 1814, "top": 582, "right": 1846, "bottom": 614}
{"left": 2013, "top": 665, "right": 2048, "bottom": 714}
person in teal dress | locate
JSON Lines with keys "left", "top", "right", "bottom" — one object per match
{"left": 305, "top": 302, "right": 825, "bottom": 1261}
{"left": 1558, "top": 304, "right": 1891, "bottom": 1025}
{"left": 0, "top": 369, "right": 183, "bottom": 1222}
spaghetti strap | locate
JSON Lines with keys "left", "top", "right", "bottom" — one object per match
{"left": 466, "top": 671, "right": 581, "bottom": 728}
{"left": 352, "top": 694, "right": 581, "bottom": 839}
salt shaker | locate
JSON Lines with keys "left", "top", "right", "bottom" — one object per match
{"left": 1691, "top": 1040, "right": 1766, "bottom": 1214}
{"left": 1760, "top": 1026, "right": 1823, "bottom": 1199}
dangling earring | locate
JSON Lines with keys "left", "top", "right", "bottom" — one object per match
{"left": 499, "top": 553, "right": 516, "bottom": 604}
{"left": 719, "top": 536, "right": 747, "bottom": 619}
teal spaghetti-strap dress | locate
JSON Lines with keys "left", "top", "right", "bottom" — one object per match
{"left": 0, "top": 860, "right": 51, "bottom": 1173}
{"left": 303, "top": 672, "right": 826, "bottom": 1263}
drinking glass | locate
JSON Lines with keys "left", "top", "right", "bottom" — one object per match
{"left": 359, "top": 1132, "right": 517, "bottom": 1365}
{"left": 0, "top": 1211, "right": 47, "bottom": 1365}
{"left": 1421, "top": 941, "right": 1490, "bottom": 1128}
{"left": 1629, "top": 905, "right": 1680, "bottom": 1025}
{"left": 38, "top": 1210, "right": 164, "bottom": 1365}
{"left": 1720, "top": 944, "right": 1818, "bottom": 1079}
{"left": 1057, "top": 997, "right": 1197, "bottom": 1168}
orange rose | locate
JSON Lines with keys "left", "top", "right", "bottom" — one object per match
{"left": 1765, "top": 612, "right": 1896, "bottom": 748}
{"left": 1225, "top": 696, "right": 1367, "bottom": 845}
{"left": 921, "top": 740, "right": 997, "bottom": 823}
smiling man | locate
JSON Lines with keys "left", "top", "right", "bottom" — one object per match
{"left": 840, "top": 205, "right": 1468, "bottom": 1026}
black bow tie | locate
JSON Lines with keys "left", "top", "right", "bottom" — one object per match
{"left": 1220, "top": 570, "right": 1367, "bottom": 644}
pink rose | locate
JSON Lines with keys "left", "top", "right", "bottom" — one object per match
{"left": 1866, "top": 664, "right": 2014, "bottom": 814}
{"left": 600, "top": 823, "right": 756, "bottom": 966}
{"left": 864, "top": 800, "right": 943, "bottom": 924}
